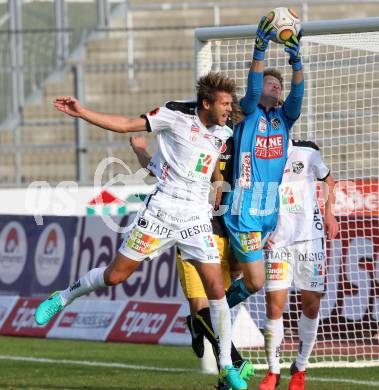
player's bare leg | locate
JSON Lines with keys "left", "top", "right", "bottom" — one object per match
{"left": 190, "top": 260, "right": 247, "bottom": 390}
{"left": 289, "top": 290, "right": 321, "bottom": 390}
{"left": 259, "top": 289, "right": 288, "bottom": 390}
{"left": 226, "top": 260, "right": 265, "bottom": 308}
{"left": 34, "top": 252, "right": 140, "bottom": 325}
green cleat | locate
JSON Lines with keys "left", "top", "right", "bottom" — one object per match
{"left": 34, "top": 291, "right": 64, "bottom": 326}
{"left": 239, "top": 360, "right": 255, "bottom": 382}
{"left": 219, "top": 365, "right": 247, "bottom": 390}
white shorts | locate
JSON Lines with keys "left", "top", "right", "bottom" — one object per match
{"left": 264, "top": 237, "right": 326, "bottom": 292}
{"left": 119, "top": 190, "right": 220, "bottom": 263}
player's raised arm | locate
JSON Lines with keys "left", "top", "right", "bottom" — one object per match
{"left": 240, "top": 16, "right": 275, "bottom": 115}
{"left": 53, "top": 96, "right": 147, "bottom": 133}
{"left": 282, "top": 31, "right": 304, "bottom": 125}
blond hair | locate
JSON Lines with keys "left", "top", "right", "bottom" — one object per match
{"left": 196, "top": 72, "right": 236, "bottom": 109}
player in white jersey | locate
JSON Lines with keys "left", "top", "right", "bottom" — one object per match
{"left": 259, "top": 140, "right": 339, "bottom": 390}
{"left": 35, "top": 73, "right": 248, "bottom": 390}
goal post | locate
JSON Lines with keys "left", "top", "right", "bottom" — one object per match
{"left": 195, "top": 17, "right": 379, "bottom": 368}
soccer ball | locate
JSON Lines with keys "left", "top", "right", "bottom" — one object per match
{"left": 267, "top": 7, "right": 301, "bottom": 44}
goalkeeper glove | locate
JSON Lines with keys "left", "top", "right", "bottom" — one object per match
{"left": 253, "top": 16, "right": 276, "bottom": 61}
{"left": 285, "top": 29, "right": 303, "bottom": 71}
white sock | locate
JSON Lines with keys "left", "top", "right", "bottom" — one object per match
{"left": 264, "top": 317, "right": 284, "bottom": 374}
{"left": 208, "top": 297, "right": 233, "bottom": 368}
{"left": 60, "top": 267, "right": 107, "bottom": 305}
{"left": 295, "top": 313, "right": 319, "bottom": 371}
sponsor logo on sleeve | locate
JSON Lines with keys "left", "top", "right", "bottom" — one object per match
{"left": 255, "top": 135, "right": 283, "bottom": 159}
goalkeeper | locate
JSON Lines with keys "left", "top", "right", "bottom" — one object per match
{"left": 259, "top": 140, "right": 339, "bottom": 390}
{"left": 223, "top": 15, "right": 304, "bottom": 309}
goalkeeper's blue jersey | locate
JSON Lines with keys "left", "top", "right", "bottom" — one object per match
{"left": 224, "top": 71, "right": 304, "bottom": 234}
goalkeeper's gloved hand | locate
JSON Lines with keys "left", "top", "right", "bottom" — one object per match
{"left": 285, "top": 29, "right": 303, "bottom": 71}
{"left": 253, "top": 16, "right": 276, "bottom": 61}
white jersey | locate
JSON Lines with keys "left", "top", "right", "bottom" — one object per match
{"left": 270, "top": 139, "right": 330, "bottom": 247}
{"left": 144, "top": 101, "right": 232, "bottom": 206}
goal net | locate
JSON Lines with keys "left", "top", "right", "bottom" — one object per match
{"left": 195, "top": 19, "right": 379, "bottom": 368}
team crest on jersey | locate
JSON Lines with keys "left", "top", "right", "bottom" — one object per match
{"left": 148, "top": 107, "right": 160, "bottom": 116}
{"left": 271, "top": 118, "right": 281, "bottom": 129}
{"left": 292, "top": 161, "right": 304, "bottom": 174}
{"left": 190, "top": 123, "right": 200, "bottom": 141}
{"left": 205, "top": 133, "right": 224, "bottom": 151}
{"left": 258, "top": 117, "right": 267, "bottom": 133}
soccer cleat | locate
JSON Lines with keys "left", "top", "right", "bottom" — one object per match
{"left": 288, "top": 362, "right": 306, "bottom": 390}
{"left": 238, "top": 360, "right": 255, "bottom": 382}
{"left": 219, "top": 365, "right": 247, "bottom": 390}
{"left": 186, "top": 315, "right": 204, "bottom": 358}
{"left": 216, "top": 380, "right": 231, "bottom": 390}
{"left": 258, "top": 372, "right": 280, "bottom": 390}
{"left": 34, "top": 291, "right": 65, "bottom": 326}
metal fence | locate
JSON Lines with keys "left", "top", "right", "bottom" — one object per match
{"left": 1, "top": 0, "right": 379, "bottom": 186}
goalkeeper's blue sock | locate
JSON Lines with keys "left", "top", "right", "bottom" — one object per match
{"left": 226, "top": 278, "right": 252, "bottom": 308}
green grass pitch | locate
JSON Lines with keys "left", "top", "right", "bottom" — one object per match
{"left": 0, "top": 336, "right": 378, "bottom": 389}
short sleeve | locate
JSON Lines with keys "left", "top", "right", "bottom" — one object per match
{"left": 141, "top": 106, "right": 177, "bottom": 133}
{"left": 312, "top": 150, "right": 330, "bottom": 181}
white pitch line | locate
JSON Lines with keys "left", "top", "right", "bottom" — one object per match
{"left": 1, "top": 355, "right": 379, "bottom": 387}
{"left": 280, "top": 374, "right": 379, "bottom": 387}
{"left": 0, "top": 355, "right": 198, "bottom": 373}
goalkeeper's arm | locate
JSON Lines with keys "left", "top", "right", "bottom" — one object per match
{"left": 241, "top": 16, "right": 275, "bottom": 115}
